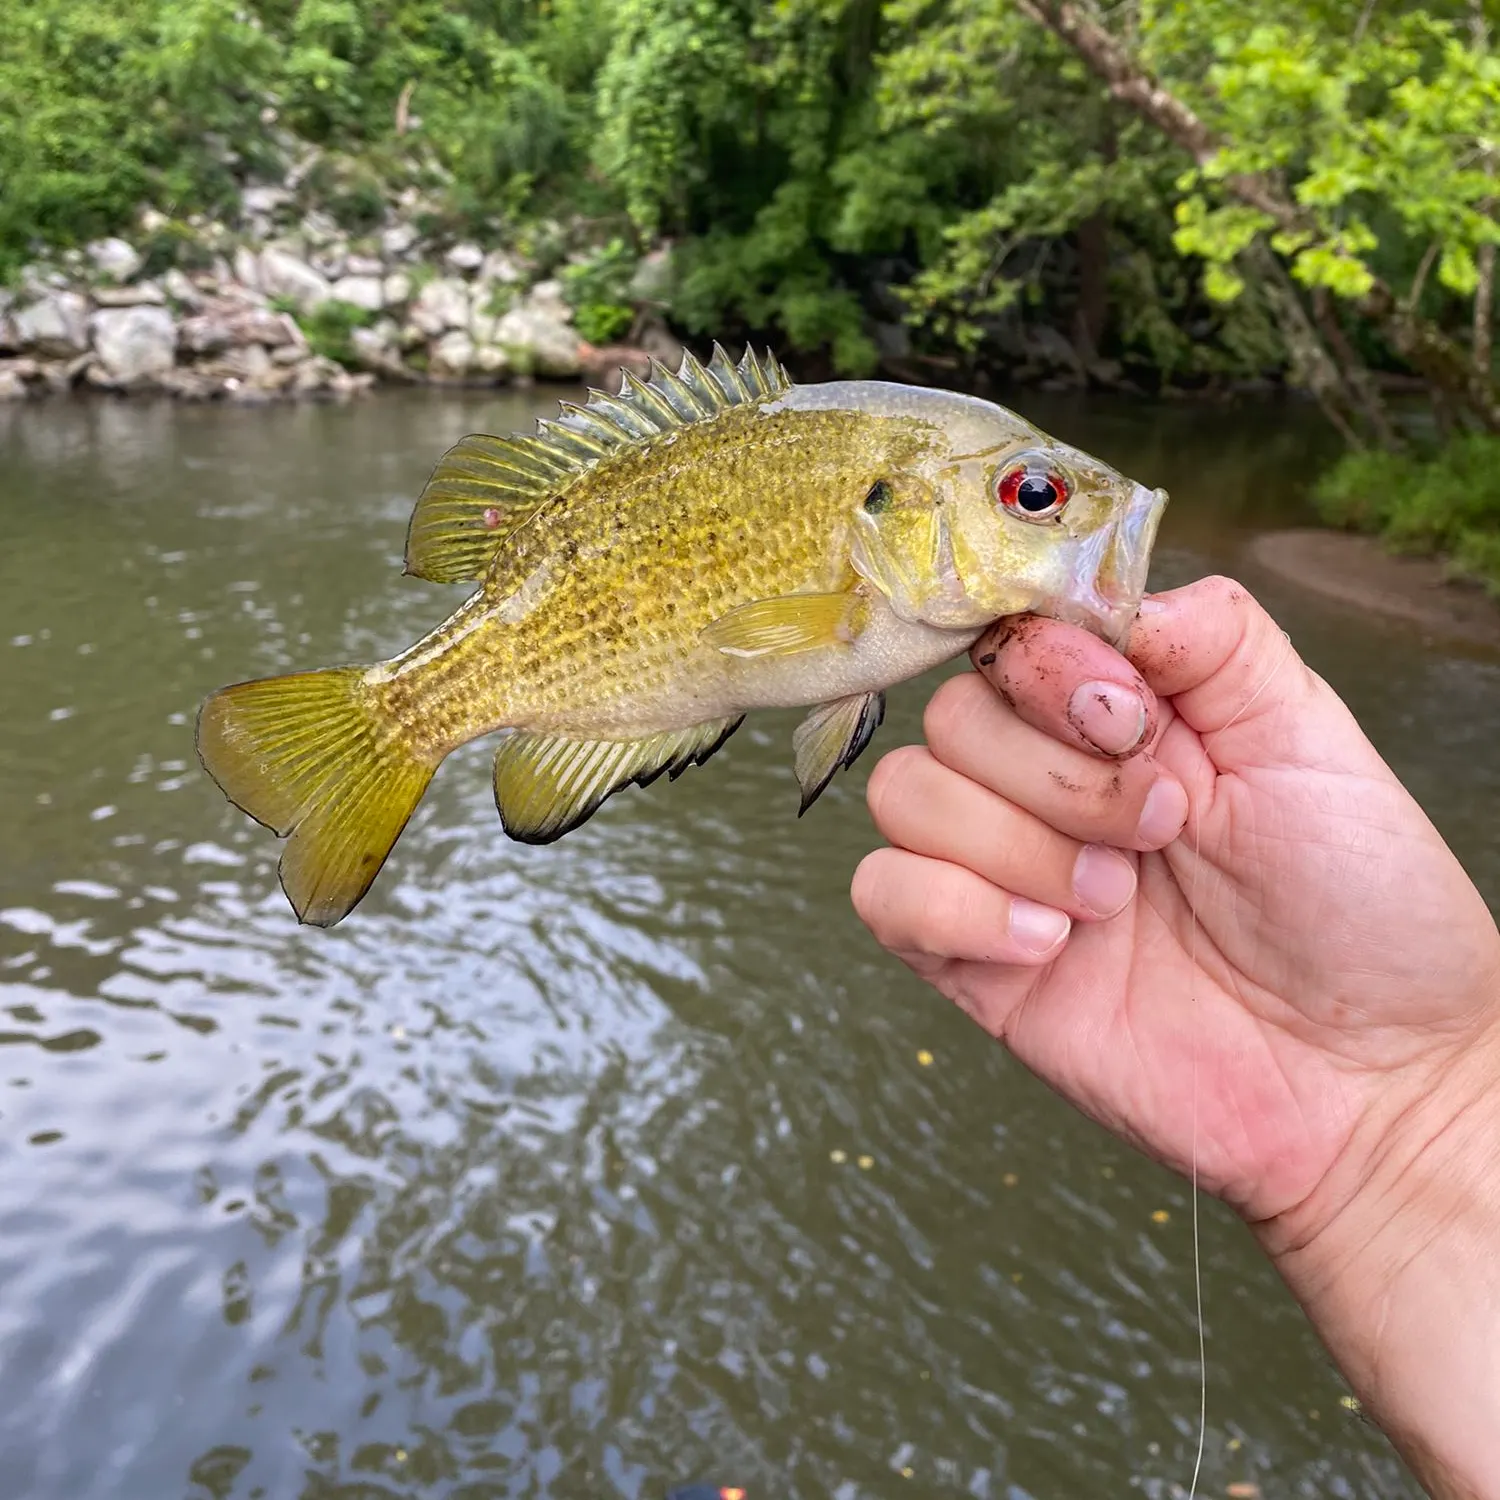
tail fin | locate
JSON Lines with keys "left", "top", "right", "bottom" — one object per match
{"left": 195, "top": 667, "right": 434, "bottom": 927}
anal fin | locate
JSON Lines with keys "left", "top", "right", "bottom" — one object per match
{"left": 493, "top": 716, "right": 743, "bottom": 844}
{"left": 793, "top": 691, "right": 886, "bottom": 814}
{"left": 701, "top": 590, "right": 870, "bottom": 659}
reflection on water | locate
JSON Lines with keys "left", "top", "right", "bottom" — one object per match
{"left": 1, "top": 389, "right": 1494, "bottom": 1500}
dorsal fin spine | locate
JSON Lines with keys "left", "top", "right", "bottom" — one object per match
{"left": 402, "top": 346, "right": 795, "bottom": 584}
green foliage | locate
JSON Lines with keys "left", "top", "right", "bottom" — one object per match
{"left": 1314, "top": 434, "right": 1500, "bottom": 594}
{"left": 560, "top": 238, "right": 638, "bottom": 344}
{"left": 295, "top": 297, "right": 376, "bottom": 367}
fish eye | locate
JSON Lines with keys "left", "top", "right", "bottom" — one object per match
{"left": 996, "top": 459, "right": 1071, "bottom": 522}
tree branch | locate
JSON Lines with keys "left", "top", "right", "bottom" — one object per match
{"left": 1014, "top": 0, "right": 1500, "bottom": 431}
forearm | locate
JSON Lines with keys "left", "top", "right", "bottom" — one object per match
{"left": 1257, "top": 1033, "right": 1500, "bottom": 1499}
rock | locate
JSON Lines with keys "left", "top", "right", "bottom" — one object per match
{"left": 478, "top": 250, "right": 523, "bottom": 285}
{"left": 350, "top": 324, "right": 416, "bottom": 380}
{"left": 94, "top": 282, "right": 167, "bottom": 307}
{"left": 0, "top": 314, "right": 19, "bottom": 353}
{"left": 233, "top": 246, "right": 262, "bottom": 291}
{"left": 1021, "top": 323, "right": 1082, "bottom": 374}
{"left": 138, "top": 207, "right": 171, "bottom": 236}
{"left": 242, "top": 185, "right": 292, "bottom": 218}
{"left": 311, "top": 249, "right": 349, "bottom": 282}
{"left": 381, "top": 223, "right": 419, "bottom": 260}
{"left": 637, "top": 315, "right": 684, "bottom": 368}
{"left": 345, "top": 254, "right": 384, "bottom": 277}
{"left": 300, "top": 211, "right": 341, "bottom": 246}
{"left": 0, "top": 367, "right": 30, "bottom": 400}
{"left": 290, "top": 354, "right": 348, "bottom": 396}
{"left": 473, "top": 343, "right": 511, "bottom": 377}
{"left": 162, "top": 269, "right": 204, "bottom": 310}
{"left": 155, "top": 367, "right": 223, "bottom": 400}
{"left": 87, "top": 237, "right": 144, "bottom": 283}
{"left": 329, "top": 275, "right": 384, "bottom": 312}
{"left": 179, "top": 299, "right": 303, "bottom": 354}
{"left": 14, "top": 293, "right": 90, "bottom": 357}
{"left": 496, "top": 304, "right": 582, "bottom": 378}
{"left": 627, "top": 246, "right": 674, "bottom": 304}
{"left": 445, "top": 242, "right": 485, "bottom": 274}
{"left": 91, "top": 305, "right": 178, "bottom": 384}
{"left": 430, "top": 329, "right": 476, "bottom": 378}
{"left": 409, "top": 277, "right": 471, "bottom": 336}
{"left": 258, "top": 248, "right": 330, "bottom": 310}
{"left": 19, "top": 264, "right": 66, "bottom": 298}
{"left": 382, "top": 272, "right": 412, "bottom": 307}
{"left": 526, "top": 279, "right": 573, "bottom": 324}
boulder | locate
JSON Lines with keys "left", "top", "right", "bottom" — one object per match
{"left": 233, "top": 246, "right": 262, "bottom": 291}
{"left": 90, "top": 305, "right": 178, "bottom": 383}
{"left": 329, "top": 275, "right": 384, "bottom": 312}
{"left": 258, "top": 248, "right": 330, "bottom": 311}
{"left": 242, "top": 185, "right": 292, "bottom": 218}
{"left": 628, "top": 246, "right": 674, "bottom": 304}
{"left": 14, "top": 293, "right": 90, "bottom": 357}
{"left": 408, "top": 277, "right": 470, "bottom": 337}
{"left": 350, "top": 324, "right": 414, "bottom": 380}
{"left": 445, "top": 242, "right": 485, "bottom": 274}
{"left": 87, "top": 237, "right": 144, "bottom": 283}
{"left": 179, "top": 300, "right": 303, "bottom": 355}
{"left": 162, "top": 269, "right": 204, "bottom": 310}
{"left": 94, "top": 282, "right": 167, "bottom": 307}
{"left": 382, "top": 272, "right": 412, "bottom": 307}
{"left": 477, "top": 250, "right": 523, "bottom": 285}
{"left": 526, "top": 279, "right": 573, "bottom": 323}
{"left": 345, "top": 254, "right": 384, "bottom": 277}
{"left": 0, "top": 366, "right": 30, "bottom": 401}
{"left": 0, "top": 313, "right": 19, "bottom": 353}
{"left": 430, "top": 329, "right": 476, "bottom": 378}
{"left": 495, "top": 304, "right": 582, "bottom": 378}
{"left": 473, "top": 343, "right": 511, "bottom": 377}
{"left": 381, "top": 223, "right": 419, "bottom": 260}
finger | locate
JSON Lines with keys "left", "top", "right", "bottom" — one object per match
{"left": 970, "top": 615, "right": 1159, "bottom": 760}
{"left": 920, "top": 675, "right": 1189, "bottom": 851}
{"left": 866, "top": 745, "right": 1139, "bottom": 920}
{"left": 851, "top": 846, "right": 1071, "bottom": 965}
{"left": 1126, "top": 576, "right": 1319, "bottom": 739}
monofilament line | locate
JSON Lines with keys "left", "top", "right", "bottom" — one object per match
{"left": 1184, "top": 631, "right": 1295, "bottom": 1500}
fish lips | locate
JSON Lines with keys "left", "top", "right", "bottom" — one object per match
{"left": 1050, "top": 482, "right": 1168, "bottom": 650}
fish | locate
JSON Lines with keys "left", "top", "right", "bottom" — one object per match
{"left": 196, "top": 345, "right": 1167, "bottom": 927}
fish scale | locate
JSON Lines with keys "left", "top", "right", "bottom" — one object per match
{"left": 197, "top": 345, "right": 1167, "bottom": 925}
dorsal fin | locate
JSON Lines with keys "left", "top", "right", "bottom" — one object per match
{"left": 403, "top": 344, "right": 793, "bottom": 585}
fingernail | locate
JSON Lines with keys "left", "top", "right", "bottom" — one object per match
{"left": 1137, "top": 778, "right": 1189, "bottom": 847}
{"left": 1068, "top": 680, "right": 1147, "bottom": 756}
{"left": 1009, "top": 897, "right": 1071, "bottom": 956}
{"left": 1073, "top": 844, "right": 1137, "bottom": 918}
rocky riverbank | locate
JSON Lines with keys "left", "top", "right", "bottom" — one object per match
{"left": 0, "top": 191, "right": 678, "bottom": 403}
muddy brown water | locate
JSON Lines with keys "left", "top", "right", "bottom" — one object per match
{"left": 1, "top": 389, "right": 1496, "bottom": 1500}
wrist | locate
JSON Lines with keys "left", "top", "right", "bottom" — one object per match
{"left": 1256, "top": 1025, "right": 1500, "bottom": 1497}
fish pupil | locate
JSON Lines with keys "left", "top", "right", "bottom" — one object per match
{"left": 1017, "top": 475, "right": 1058, "bottom": 512}
{"left": 863, "top": 479, "right": 894, "bottom": 514}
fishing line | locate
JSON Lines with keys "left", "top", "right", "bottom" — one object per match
{"left": 1182, "top": 627, "right": 1297, "bottom": 1500}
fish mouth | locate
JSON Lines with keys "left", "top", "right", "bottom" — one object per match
{"left": 1055, "top": 483, "right": 1169, "bottom": 649}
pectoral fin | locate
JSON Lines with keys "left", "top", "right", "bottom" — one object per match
{"left": 493, "top": 716, "right": 743, "bottom": 843}
{"left": 701, "top": 590, "right": 870, "bottom": 659}
{"left": 792, "top": 691, "right": 886, "bottom": 814}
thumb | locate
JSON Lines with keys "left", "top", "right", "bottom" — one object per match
{"left": 1126, "top": 576, "right": 1363, "bottom": 770}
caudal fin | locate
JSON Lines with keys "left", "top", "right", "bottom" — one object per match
{"left": 195, "top": 667, "right": 434, "bottom": 927}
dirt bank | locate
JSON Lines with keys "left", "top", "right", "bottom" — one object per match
{"left": 1247, "top": 529, "right": 1500, "bottom": 650}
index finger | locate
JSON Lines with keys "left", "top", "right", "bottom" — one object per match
{"left": 969, "top": 614, "right": 1160, "bottom": 761}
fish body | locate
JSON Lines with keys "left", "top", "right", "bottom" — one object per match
{"left": 197, "top": 347, "right": 1166, "bottom": 926}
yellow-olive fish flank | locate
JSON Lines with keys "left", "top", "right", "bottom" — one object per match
{"left": 197, "top": 345, "right": 1167, "bottom": 926}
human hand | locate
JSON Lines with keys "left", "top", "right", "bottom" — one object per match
{"left": 852, "top": 576, "right": 1500, "bottom": 1493}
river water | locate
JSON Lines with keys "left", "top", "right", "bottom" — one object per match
{"left": 1, "top": 389, "right": 1496, "bottom": 1500}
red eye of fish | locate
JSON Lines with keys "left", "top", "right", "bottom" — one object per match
{"left": 997, "top": 462, "right": 1070, "bottom": 521}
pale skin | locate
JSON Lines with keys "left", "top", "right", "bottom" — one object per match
{"left": 851, "top": 575, "right": 1500, "bottom": 1500}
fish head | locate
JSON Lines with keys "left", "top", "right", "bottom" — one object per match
{"left": 850, "top": 393, "right": 1167, "bottom": 649}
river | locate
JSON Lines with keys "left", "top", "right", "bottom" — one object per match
{"left": 1, "top": 389, "right": 1496, "bottom": 1500}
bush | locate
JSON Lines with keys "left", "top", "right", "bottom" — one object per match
{"left": 1313, "top": 436, "right": 1500, "bottom": 596}
{"left": 296, "top": 298, "right": 377, "bottom": 367}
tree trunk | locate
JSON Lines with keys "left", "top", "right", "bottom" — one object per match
{"left": 1073, "top": 209, "right": 1109, "bottom": 363}
{"left": 1014, "top": 0, "right": 1500, "bottom": 432}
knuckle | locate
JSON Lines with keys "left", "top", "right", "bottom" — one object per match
{"left": 864, "top": 744, "right": 931, "bottom": 828}
{"left": 922, "top": 673, "right": 988, "bottom": 753}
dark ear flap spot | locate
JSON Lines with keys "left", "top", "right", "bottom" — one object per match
{"left": 863, "top": 478, "right": 894, "bottom": 514}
